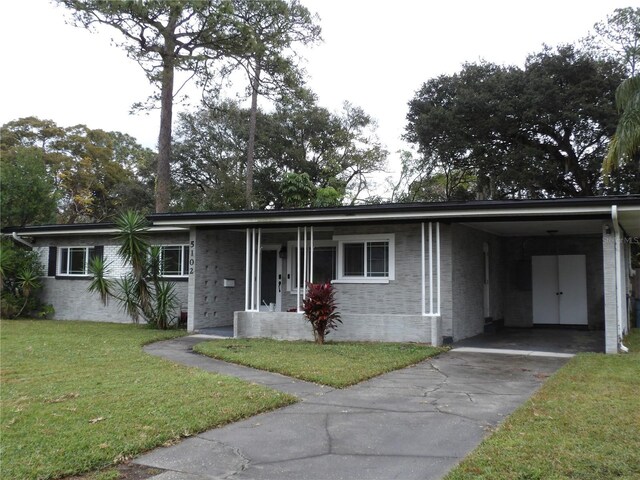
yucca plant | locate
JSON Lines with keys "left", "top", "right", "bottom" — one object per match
{"left": 302, "top": 282, "right": 341, "bottom": 344}
{"left": 14, "top": 266, "right": 41, "bottom": 318}
{"left": 88, "top": 211, "right": 178, "bottom": 329}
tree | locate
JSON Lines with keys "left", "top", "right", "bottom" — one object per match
{"left": 172, "top": 94, "right": 387, "bottom": 209}
{"left": 1, "top": 117, "right": 155, "bottom": 223}
{"left": 280, "top": 172, "right": 315, "bottom": 208}
{"left": 404, "top": 45, "right": 628, "bottom": 199}
{"left": 57, "top": 0, "right": 238, "bottom": 213}
{"left": 604, "top": 75, "right": 640, "bottom": 173}
{"left": 588, "top": 7, "right": 640, "bottom": 76}
{"left": 172, "top": 100, "right": 248, "bottom": 211}
{"left": 0, "top": 147, "right": 57, "bottom": 228}
{"left": 589, "top": 8, "right": 640, "bottom": 174}
{"left": 221, "top": 0, "right": 321, "bottom": 207}
{"left": 88, "top": 211, "right": 178, "bottom": 329}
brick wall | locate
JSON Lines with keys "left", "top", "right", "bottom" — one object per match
{"left": 33, "top": 233, "right": 189, "bottom": 323}
{"left": 190, "top": 228, "right": 246, "bottom": 329}
{"left": 449, "top": 224, "right": 505, "bottom": 341}
{"left": 235, "top": 311, "right": 432, "bottom": 342}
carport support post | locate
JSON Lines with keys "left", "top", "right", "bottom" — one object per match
{"left": 602, "top": 222, "right": 621, "bottom": 354}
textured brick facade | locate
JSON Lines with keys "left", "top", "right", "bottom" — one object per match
{"left": 235, "top": 311, "right": 432, "bottom": 343}
{"left": 34, "top": 233, "right": 189, "bottom": 323}
{"left": 189, "top": 228, "right": 246, "bottom": 330}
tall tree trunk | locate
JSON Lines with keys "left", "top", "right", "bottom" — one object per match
{"left": 246, "top": 64, "right": 261, "bottom": 209}
{"left": 156, "top": 55, "right": 175, "bottom": 213}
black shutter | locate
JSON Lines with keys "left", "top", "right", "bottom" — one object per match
{"left": 48, "top": 246, "right": 57, "bottom": 277}
{"left": 91, "top": 245, "right": 104, "bottom": 261}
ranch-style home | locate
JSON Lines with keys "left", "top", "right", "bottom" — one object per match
{"left": 4, "top": 196, "right": 639, "bottom": 354}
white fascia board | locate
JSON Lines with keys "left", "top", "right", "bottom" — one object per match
{"left": 18, "top": 226, "right": 189, "bottom": 237}
{"left": 151, "top": 205, "right": 613, "bottom": 227}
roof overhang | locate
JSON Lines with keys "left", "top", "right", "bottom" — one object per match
{"left": 149, "top": 205, "right": 617, "bottom": 229}
{"left": 2, "top": 225, "right": 188, "bottom": 237}
{"left": 4, "top": 196, "right": 639, "bottom": 238}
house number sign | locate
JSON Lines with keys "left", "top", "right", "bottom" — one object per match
{"left": 189, "top": 240, "right": 195, "bottom": 274}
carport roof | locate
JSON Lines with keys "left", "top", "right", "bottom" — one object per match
{"left": 4, "top": 195, "right": 640, "bottom": 237}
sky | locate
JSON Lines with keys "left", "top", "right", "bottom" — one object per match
{"left": 0, "top": 0, "right": 630, "bottom": 186}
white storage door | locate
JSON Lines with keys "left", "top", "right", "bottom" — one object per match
{"left": 532, "top": 255, "right": 560, "bottom": 324}
{"left": 558, "top": 255, "right": 588, "bottom": 325}
{"left": 532, "top": 254, "right": 588, "bottom": 326}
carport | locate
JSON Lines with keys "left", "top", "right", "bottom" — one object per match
{"left": 456, "top": 200, "right": 639, "bottom": 354}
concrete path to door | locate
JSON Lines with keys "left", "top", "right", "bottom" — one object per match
{"left": 137, "top": 337, "right": 569, "bottom": 480}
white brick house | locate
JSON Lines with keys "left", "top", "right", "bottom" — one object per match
{"left": 5, "top": 196, "right": 640, "bottom": 353}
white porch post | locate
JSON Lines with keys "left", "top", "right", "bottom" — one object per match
{"left": 422, "top": 221, "right": 442, "bottom": 346}
{"left": 256, "top": 228, "right": 262, "bottom": 310}
{"left": 303, "top": 226, "right": 307, "bottom": 301}
{"left": 245, "top": 229, "right": 250, "bottom": 311}
{"left": 310, "top": 226, "right": 314, "bottom": 286}
{"left": 296, "top": 227, "right": 301, "bottom": 312}
{"left": 251, "top": 228, "right": 257, "bottom": 311}
{"left": 436, "top": 221, "right": 441, "bottom": 315}
{"left": 429, "top": 222, "right": 433, "bottom": 314}
{"left": 421, "top": 222, "right": 425, "bottom": 316}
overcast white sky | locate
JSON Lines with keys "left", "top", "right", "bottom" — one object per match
{"left": 0, "top": 0, "right": 630, "bottom": 182}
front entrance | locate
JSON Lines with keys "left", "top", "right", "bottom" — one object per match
{"left": 532, "top": 255, "right": 588, "bottom": 325}
{"left": 259, "top": 248, "right": 281, "bottom": 312}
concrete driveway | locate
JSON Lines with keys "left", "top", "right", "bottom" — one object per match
{"left": 137, "top": 338, "right": 569, "bottom": 480}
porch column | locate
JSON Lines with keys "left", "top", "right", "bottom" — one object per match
{"left": 422, "top": 222, "right": 442, "bottom": 346}
{"left": 244, "top": 228, "right": 261, "bottom": 312}
{"left": 603, "top": 222, "right": 620, "bottom": 354}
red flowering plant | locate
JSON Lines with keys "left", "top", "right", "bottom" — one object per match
{"left": 302, "top": 282, "right": 341, "bottom": 344}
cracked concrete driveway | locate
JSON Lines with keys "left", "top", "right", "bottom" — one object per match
{"left": 136, "top": 338, "right": 569, "bottom": 480}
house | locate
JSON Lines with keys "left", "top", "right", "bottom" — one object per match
{"left": 5, "top": 196, "right": 640, "bottom": 354}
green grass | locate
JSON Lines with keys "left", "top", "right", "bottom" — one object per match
{"left": 193, "top": 338, "right": 444, "bottom": 388}
{"left": 0, "top": 320, "right": 296, "bottom": 480}
{"left": 446, "top": 328, "right": 640, "bottom": 480}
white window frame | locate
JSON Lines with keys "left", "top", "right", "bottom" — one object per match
{"left": 58, "top": 246, "right": 95, "bottom": 276}
{"left": 286, "top": 240, "right": 337, "bottom": 292}
{"left": 158, "top": 244, "right": 189, "bottom": 278}
{"left": 333, "top": 234, "right": 395, "bottom": 283}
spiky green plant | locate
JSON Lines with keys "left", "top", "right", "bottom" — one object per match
{"left": 15, "top": 267, "right": 41, "bottom": 317}
{"left": 88, "top": 211, "right": 178, "bottom": 329}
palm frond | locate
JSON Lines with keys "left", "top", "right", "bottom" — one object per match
{"left": 88, "top": 256, "right": 114, "bottom": 306}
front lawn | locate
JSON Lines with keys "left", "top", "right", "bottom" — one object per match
{"left": 446, "top": 329, "right": 640, "bottom": 480}
{"left": 194, "top": 338, "right": 443, "bottom": 388}
{"left": 0, "top": 321, "right": 296, "bottom": 480}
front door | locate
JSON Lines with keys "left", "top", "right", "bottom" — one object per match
{"left": 259, "top": 249, "right": 281, "bottom": 311}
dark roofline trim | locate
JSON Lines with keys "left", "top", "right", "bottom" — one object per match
{"left": 3, "top": 196, "right": 639, "bottom": 235}
{"left": 148, "top": 196, "right": 640, "bottom": 222}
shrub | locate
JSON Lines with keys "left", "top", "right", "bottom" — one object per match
{"left": 302, "top": 282, "right": 341, "bottom": 344}
{"left": 0, "top": 239, "right": 53, "bottom": 318}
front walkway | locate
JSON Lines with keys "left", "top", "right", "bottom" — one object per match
{"left": 137, "top": 337, "right": 569, "bottom": 480}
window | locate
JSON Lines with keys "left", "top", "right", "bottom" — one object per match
{"left": 334, "top": 234, "right": 395, "bottom": 282}
{"left": 287, "top": 241, "right": 337, "bottom": 291}
{"left": 159, "top": 245, "right": 189, "bottom": 277}
{"left": 58, "top": 247, "right": 96, "bottom": 276}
